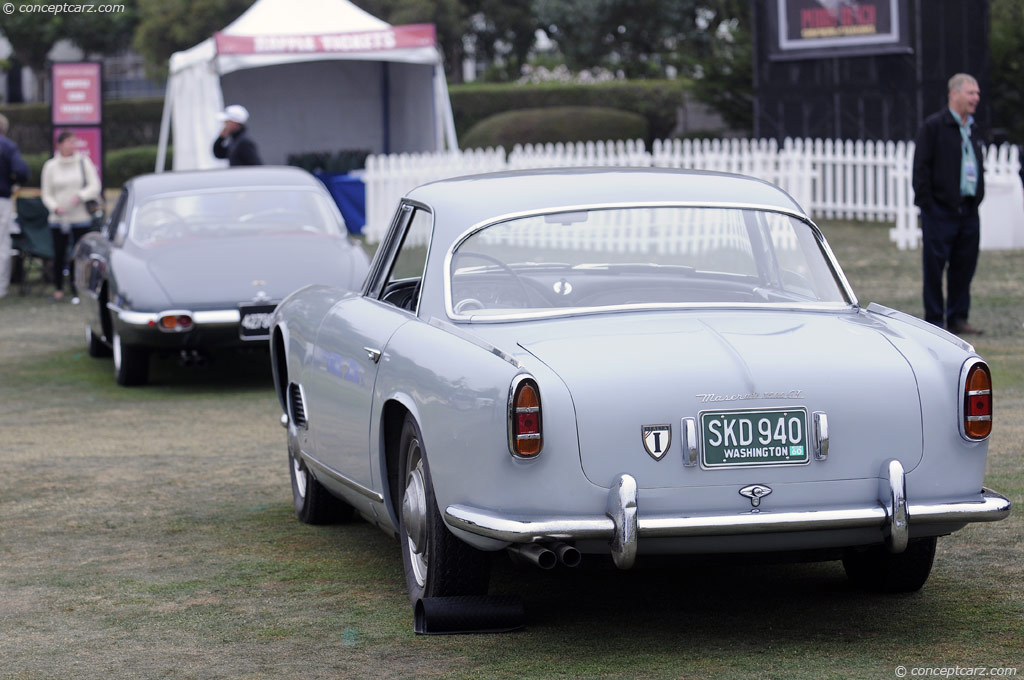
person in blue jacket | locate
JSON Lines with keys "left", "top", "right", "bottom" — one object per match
{"left": 0, "top": 113, "right": 31, "bottom": 298}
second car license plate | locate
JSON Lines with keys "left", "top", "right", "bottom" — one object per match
{"left": 239, "top": 303, "right": 276, "bottom": 340}
{"left": 700, "top": 408, "right": 809, "bottom": 468}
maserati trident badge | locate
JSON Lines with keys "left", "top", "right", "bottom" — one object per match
{"left": 642, "top": 425, "right": 672, "bottom": 460}
{"left": 739, "top": 484, "right": 773, "bottom": 508}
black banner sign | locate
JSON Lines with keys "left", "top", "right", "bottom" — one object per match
{"left": 767, "top": 0, "right": 911, "bottom": 60}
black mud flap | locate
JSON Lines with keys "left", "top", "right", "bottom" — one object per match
{"left": 414, "top": 596, "right": 525, "bottom": 635}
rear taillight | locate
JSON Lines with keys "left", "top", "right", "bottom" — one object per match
{"left": 962, "top": 361, "right": 992, "bottom": 440}
{"left": 509, "top": 376, "right": 542, "bottom": 457}
{"left": 157, "top": 313, "right": 194, "bottom": 332}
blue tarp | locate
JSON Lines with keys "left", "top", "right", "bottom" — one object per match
{"left": 315, "top": 171, "right": 366, "bottom": 235}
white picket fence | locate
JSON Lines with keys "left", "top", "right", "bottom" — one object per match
{"left": 363, "top": 138, "right": 1023, "bottom": 250}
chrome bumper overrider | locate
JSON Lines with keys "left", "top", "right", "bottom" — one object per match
{"left": 444, "top": 459, "right": 1011, "bottom": 569}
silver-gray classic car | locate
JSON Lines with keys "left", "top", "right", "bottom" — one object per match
{"left": 270, "top": 168, "right": 1009, "bottom": 605}
{"left": 74, "top": 166, "right": 369, "bottom": 386}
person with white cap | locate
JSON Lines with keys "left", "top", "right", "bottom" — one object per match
{"left": 213, "top": 104, "right": 263, "bottom": 167}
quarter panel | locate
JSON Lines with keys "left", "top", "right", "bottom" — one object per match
{"left": 372, "top": 319, "right": 607, "bottom": 548}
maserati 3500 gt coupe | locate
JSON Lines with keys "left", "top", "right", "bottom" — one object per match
{"left": 269, "top": 168, "right": 1009, "bottom": 606}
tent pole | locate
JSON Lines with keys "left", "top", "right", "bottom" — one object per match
{"left": 156, "top": 82, "right": 174, "bottom": 173}
{"left": 381, "top": 62, "right": 390, "bottom": 155}
{"left": 435, "top": 63, "right": 457, "bottom": 151}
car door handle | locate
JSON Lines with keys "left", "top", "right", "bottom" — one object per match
{"left": 364, "top": 347, "right": 382, "bottom": 363}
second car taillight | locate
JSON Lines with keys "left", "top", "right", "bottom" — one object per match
{"left": 157, "top": 314, "right": 194, "bottom": 332}
{"left": 509, "top": 376, "right": 542, "bottom": 457}
{"left": 963, "top": 361, "right": 992, "bottom": 440}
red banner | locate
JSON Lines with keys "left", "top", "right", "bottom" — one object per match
{"left": 214, "top": 23, "right": 436, "bottom": 55}
{"left": 52, "top": 63, "right": 102, "bottom": 126}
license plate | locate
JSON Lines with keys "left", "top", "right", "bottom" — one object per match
{"left": 238, "top": 303, "right": 276, "bottom": 340}
{"left": 700, "top": 407, "right": 809, "bottom": 468}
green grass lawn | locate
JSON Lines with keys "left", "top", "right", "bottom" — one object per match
{"left": 0, "top": 219, "right": 1020, "bottom": 679}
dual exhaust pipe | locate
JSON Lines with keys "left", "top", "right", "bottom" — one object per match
{"left": 506, "top": 541, "right": 581, "bottom": 570}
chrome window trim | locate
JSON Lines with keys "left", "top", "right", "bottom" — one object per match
{"left": 442, "top": 201, "right": 859, "bottom": 322}
{"left": 366, "top": 200, "right": 435, "bottom": 316}
{"left": 958, "top": 357, "right": 992, "bottom": 442}
{"left": 427, "top": 317, "right": 522, "bottom": 368}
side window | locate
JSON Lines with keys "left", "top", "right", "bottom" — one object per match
{"left": 378, "top": 208, "right": 433, "bottom": 312}
{"left": 106, "top": 188, "right": 129, "bottom": 244}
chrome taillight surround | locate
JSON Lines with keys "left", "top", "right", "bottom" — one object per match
{"left": 508, "top": 374, "right": 542, "bottom": 458}
{"left": 959, "top": 358, "right": 992, "bottom": 441}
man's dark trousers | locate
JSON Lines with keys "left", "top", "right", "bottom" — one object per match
{"left": 920, "top": 201, "right": 980, "bottom": 328}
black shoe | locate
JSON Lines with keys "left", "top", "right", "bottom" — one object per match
{"left": 948, "top": 321, "right": 984, "bottom": 335}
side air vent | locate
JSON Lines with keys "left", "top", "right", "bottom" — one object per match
{"left": 288, "top": 383, "right": 308, "bottom": 429}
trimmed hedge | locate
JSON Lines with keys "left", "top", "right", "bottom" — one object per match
{"left": 449, "top": 80, "right": 688, "bottom": 142}
{"left": 1, "top": 97, "right": 165, "bottom": 154}
{"left": 18, "top": 145, "right": 173, "bottom": 189}
{"left": 461, "top": 106, "right": 648, "bottom": 149}
{"left": 2, "top": 80, "right": 691, "bottom": 156}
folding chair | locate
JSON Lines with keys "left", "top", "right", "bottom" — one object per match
{"left": 10, "top": 197, "right": 54, "bottom": 296}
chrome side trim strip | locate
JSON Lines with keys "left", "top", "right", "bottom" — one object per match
{"left": 301, "top": 451, "right": 385, "bottom": 503}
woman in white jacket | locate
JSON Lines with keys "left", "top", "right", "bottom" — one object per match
{"left": 41, "top": 131, "right": 101, "bottom": 301}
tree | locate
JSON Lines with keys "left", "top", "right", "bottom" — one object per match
{"left": 0, "top": 1, "right": 64, "bottom": 100}
{"left": 463, "top": 0, "right": 541, "bottom": 81}
{"left": 689, "top": 0, "right": 753, "bottom": 132}
{"left": 63, "top": 0, "right": 140, "bottom": 58}
{"left": 351, "top": 0, "right": 473, "bottom": 82}
{"left": 989, "top": 0, "right": 1024, "bottom": 144}
{"left": 133, "top": 0, "right": 254, "bottom": 80}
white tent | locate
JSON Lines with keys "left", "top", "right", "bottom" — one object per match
{"left": 156, "top": 0, "right": 457, "bottom": 171}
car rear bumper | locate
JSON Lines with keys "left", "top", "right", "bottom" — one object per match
{"left": 110, "top": 304, "right": 266, "bottom": 349}
{"left": 444, "top": 459, "right": 1011, "bottom": 569}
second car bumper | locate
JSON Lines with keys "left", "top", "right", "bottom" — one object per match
{"left": 444, "top": 459, "right": 1011, "bottom": 569}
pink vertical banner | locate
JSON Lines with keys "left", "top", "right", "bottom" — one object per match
{"left": 52, "top": 63, "right": 103, "bottom": 126}
{"left": 53, "top": 127, "right": 103, "bottom": 184}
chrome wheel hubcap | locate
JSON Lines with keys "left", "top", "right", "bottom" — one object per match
{"left": 402, "top": 440, "right": 428, "bottom": 587}
{"left": 113, "top": 332, "right": 122, "bottom": 371}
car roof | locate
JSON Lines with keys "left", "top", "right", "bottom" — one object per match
{"left": 404, "top": 167, "right": 807, "bottom": 239}
{"left": 125, "top": 166, "right": 321, "bottom": 199}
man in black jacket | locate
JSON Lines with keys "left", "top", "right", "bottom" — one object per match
{"left": 0, "top": 113, "right": 31, "bottom": 298}
{"left": 912, "top": 73, "right": 985, "bottom": 335}
{"left": 213, "top": 105, "right": 263, "bottom": 167}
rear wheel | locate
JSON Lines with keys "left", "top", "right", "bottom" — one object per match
{"left": 288, "top": 441, "right": 353, "bottom": 524}
{"left": 112, "top": 331, "right": 149, "bottom": 386}
{"left": 842, "top": 536, "right": 937, "bottom": 593}
{"left": 86, "top": 324, "right": 111, "bottom": 358}
{"left": 398, "top": 414, "right": 490, "bottom": 604}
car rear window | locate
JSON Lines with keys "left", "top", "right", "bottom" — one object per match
{"left": 131, "top": 189, "right": 343, "bottom": 245}
{"left": 449, "top": 207, "right": 851, "bottom": 318}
